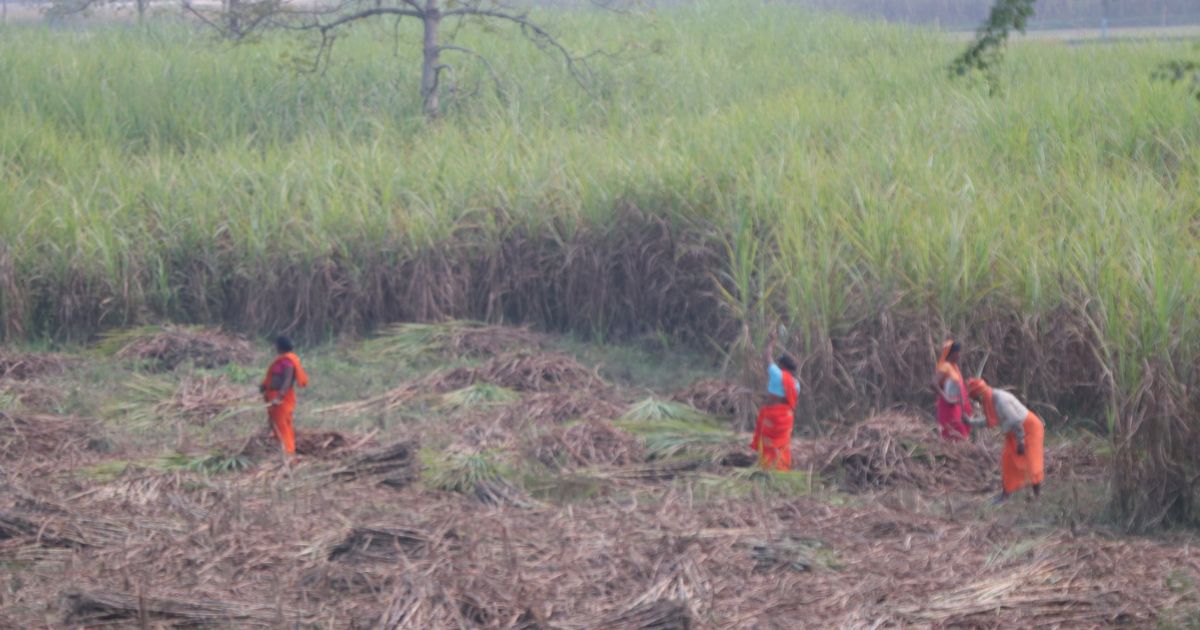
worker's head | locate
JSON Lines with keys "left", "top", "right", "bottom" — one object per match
{"left": 966, "top": 377, "right": 989, "bottom": 401}
{"left": 942, "top": 339, "right": 962, "bottom": 364}
{"left": 777, "top": 353, "right": 799, "bottom": 375}
{"left": 275, "top": 335, "right": 294, "bottom": 354}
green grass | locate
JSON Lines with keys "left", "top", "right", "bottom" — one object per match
{"left": 617, "top": 398, "right": 740, "bottom": 461}
{"left": 77, "top": 451, "right": 250, "bottom": 481}
{"left": 355, "top": 322, "right": 480, "bottom": 364}
{"left": 688, "top": 468, "right": 818, "bottom": 501}
{"left": 2, "top": 4, "right": 1195, "bottom": 350}
{"left": 618, "top": 399, "right": 720, "bottom": 425}
{"left": 103, "top": 372, "right": 176, "bottom": 427}
{"left": 421, "top": 448, "right": 510, "bottom": 494}
{"left": 438, "top": 383, "right": 521, "bottom": 410}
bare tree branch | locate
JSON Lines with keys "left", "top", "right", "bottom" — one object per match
{"left": 46, "top": 0, "right": 110, "bottom": 18}
{"left": 184, "top": 0, "right": 623, "bottom": 118}
{"left": 444, "top": 6, "right": 595, "bottom": 88}
{"left": 181, "top": 0, "right": 224, "bottom": 31}
{"left": 439, "top": 44, "right": 507, "bottom": 100}
{"left": 307, "top": 7, "right": 423, "bottom": 34}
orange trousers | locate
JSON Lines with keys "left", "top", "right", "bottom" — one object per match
{"left": 751, "top": 403, "right": 794, "bottom": 471}
{"left": 266, "top": 394, "right": 296, "bottom": 455}
{"left": 1002, "top": 411, "right": 1044, "bottom": 494}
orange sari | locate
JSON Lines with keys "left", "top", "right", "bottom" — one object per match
{"left": 261, "top": 352, "right": 309, "bottom": 455}
{"left": 971, "top": 380, "right": 1045, "bottom": 494}
{"left": 751, "top": 370, "right": 798, "bottom": 471}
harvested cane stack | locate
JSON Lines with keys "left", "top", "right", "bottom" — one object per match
{"left": 103, "top": 325, "right": 255, "bottom": 371}
{"left": 331, "top": 440, "right": 421, "bottom": 489}
{"left": 671, "top": 378, "right": 749, "bottom": 420}
{"left": 64, "top": 590, "right": 293, "bottom": 626}
{"left": 812, "top": 413, "right": 995, "bottom": 493}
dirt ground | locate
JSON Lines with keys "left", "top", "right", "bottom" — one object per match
{"left": 1, "top": 324, "right": 1198, "bottom": 628}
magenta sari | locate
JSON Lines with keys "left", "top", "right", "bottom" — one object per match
{"left": 935, "top": 340, "right": 971, "bottom": 441}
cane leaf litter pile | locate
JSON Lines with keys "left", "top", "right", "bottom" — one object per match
{"left": 0, "top": 323, "right": 1196, "bottom": 627}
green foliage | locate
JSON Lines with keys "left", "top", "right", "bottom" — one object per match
{"left": 691, "top": 468, "right": 817, "bottom": 500}
{"left": 1154, "top": 57, "right": 1200, "bottom": 101}
{"left": 423, "top": 449, "right": 506, "bottom": 494}
{"left": 617, "top": 399, "right": 737, "bottom": 461}
{"left": 619, "top": 399, "right": 720, "bottom": 426}
{"left": 93, "top": 326, "right": 172, "bottom": 357}
{"left": 104, "top": 373, "right": 175, "bottom": 427}
{"left": 357, "top": 322, "right": 482, "bottom": 363}
{"left": 438, "top": 383, "right": 521, "bottom": 410}
{"left": 219, "top": 362, "right": 257, "bottom": 385}
{"left": 78, "top": 451, "right": 250, "bottom": 481}
{"left": 950, "top": 0, "right": 1037, "bottom": 92}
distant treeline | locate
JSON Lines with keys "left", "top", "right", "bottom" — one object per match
{"left": 788, "top": 0, "right": 1198, "bottom": 28}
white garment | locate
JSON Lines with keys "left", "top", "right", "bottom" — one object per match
{"left": 942, "top": 378, "right": 961, "bottom": 404}
{"left": 966, "top": 388, "right": 1029, "bottom": 442}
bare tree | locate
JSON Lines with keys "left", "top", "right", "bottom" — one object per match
{"left": 187, "top": 0, "right": 610, "bottom": 118}
{"left": 49, "top": 0, "right": 150, "bottom": 24}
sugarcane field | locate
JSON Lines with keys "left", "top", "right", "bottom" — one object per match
{"left": 2, "top": 0, "right": 1200, "bottom": 628}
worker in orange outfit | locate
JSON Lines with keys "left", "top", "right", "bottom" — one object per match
{"left": 965, "top": 378, "right": 1045, "bottom": 503}
{"left": 750, "top": 329, "right": 800, "bottom": 471}
{"left": 260, "top": 335, "right": 309, "bottom": 455}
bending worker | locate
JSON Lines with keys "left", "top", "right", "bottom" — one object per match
{"left": 260, "top": 335, "right": 309, "bottom": 455}
{"left": 750, "top": 329, "right": 800, "bottom": 471}
{"left": 965, "top": 378, "right": 1045, "bottom": 503}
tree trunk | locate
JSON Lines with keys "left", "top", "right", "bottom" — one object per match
{"left": 228, "top": 0, "right": 241, "bottom": 35}
{"left": 421, "top": 1, "right": 441, "bottom": 118}
{"left": 137, "top": 0, "right": 146, "bottom": 24}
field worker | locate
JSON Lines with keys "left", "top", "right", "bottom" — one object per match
{"left": 965, "top": 378, "right": 1045, "bottom": 503}
{"left": 260, "top": 335, "right": 309, "bottom": 456}
{"left": 750, "top": 329, "right": 800, "bottom": 471}
{"left": 931, "top": 339, "right": 972, "bottom": 441}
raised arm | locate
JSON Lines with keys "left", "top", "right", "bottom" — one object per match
{"left": 765, "top": 329, "right": 777, "bottom": 368}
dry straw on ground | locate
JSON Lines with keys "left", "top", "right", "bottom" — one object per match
{"left": 0, "top": 410, "right": 98, "bottom": 474}
{"left": 100, "top": 325, "right": 255, "bottom": 371}
{"left": 797, "top": 412, "right": 997, "bottom": 493}
{"left": 0, "top": 337, "right": 1194, "bottom": 628}
{"left": 479, "top": 351, "right": 605, "bottom": 393}
{"left": 527, "top": 420, "right": 644, "bottom": 469}
{"left": 0, "top": 350, "right": 73, "bottom": 380}
{"left": 150, "top": 373, "right": 259, "bottom": 426}
{"left": 320, "top": 351, "right": 612, "bottom": 420}
{"left": 672, "top": 378, "right": 750, "bottom": 420}
{"left": 365, "top": 321, "right": 547, "bottom": 361}
{"left": 0, "top": 422, "right": 1191, "bottom": 628}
